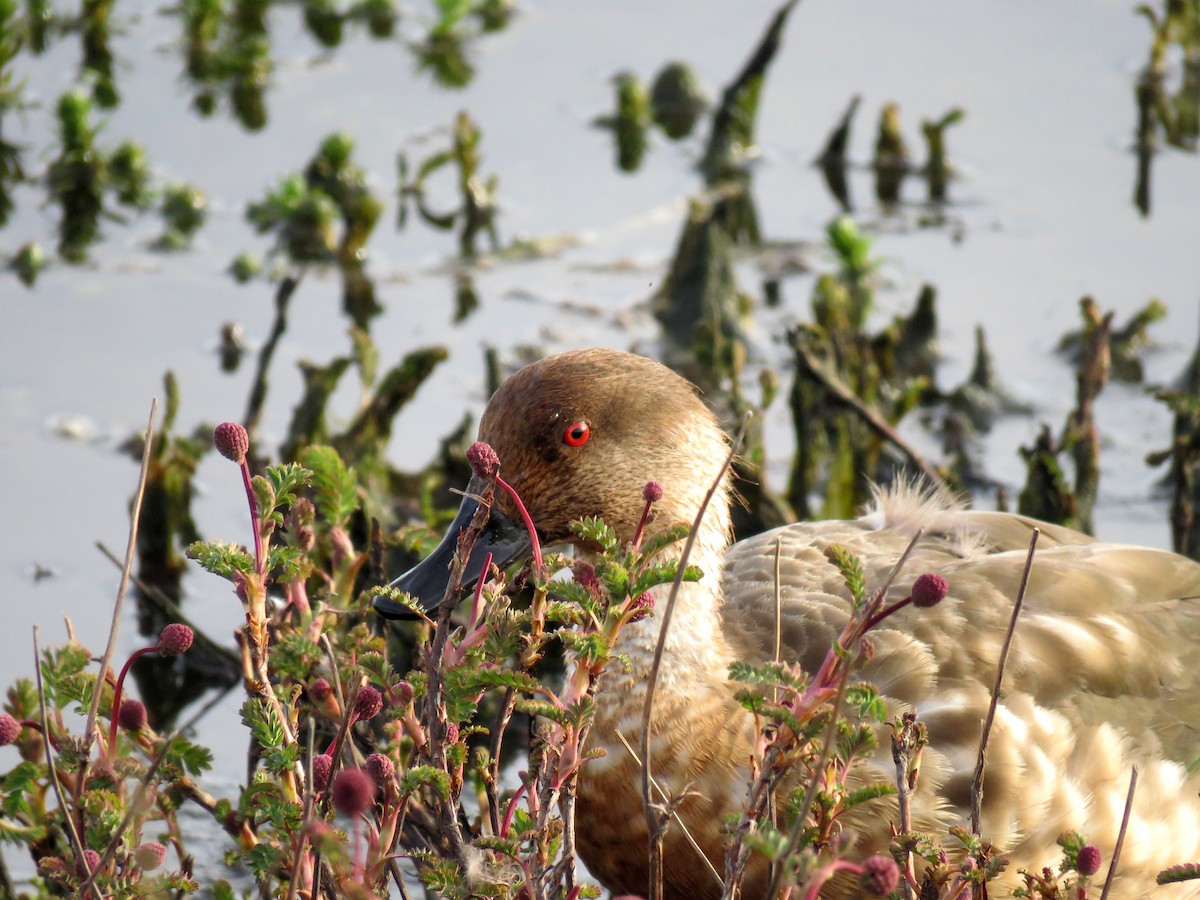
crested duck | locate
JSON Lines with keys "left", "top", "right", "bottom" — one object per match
{"left": 376, "top": 347, "right": 1200, "bottom": 898}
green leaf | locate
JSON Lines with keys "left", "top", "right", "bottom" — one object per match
{"left": 244, "top": 842, "right": 278, "bottom": 880}
{"left": 630, "top": 558, "right": 702, "bottom": 597}
{"left": 299, "top": 445, "right": 360, "bottom": 527}
{"left": 570, "top": 516, "right": 619, "bottom": 555}
{"left": 1158, "top": 864, "right": 1200, "bottom": 885}
{"left": 365, "top": 585, "right": 424, "bottom": 617}
{"left": 400, "top": 765, "right": 450, "bottom": 799}
{"left": 267, "top": 546, "right": 308, "bottom": 581}
{"left": 459, "top": 669, "right": 539, "bottom": 694}
{"left": 638, "top": 522, "right": 692, "bottom": 561}
{"left": 514, "top": 699, "right": 568, "bottom": 724}
{"left": 845, "top": 684, "right": 888, "bottom": 722}
{"left": 240, "top": 699, "right": 285, "bottom": 750}
{"left": 823, "top": 544, "right": 866, "bottom": 606}
{"left": 844, "top": 782, "right": 896, "bottom": 810}
{"left": 187, "top": 540, "right": 255, "bottom": 580}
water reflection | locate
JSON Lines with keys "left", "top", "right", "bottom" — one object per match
{"left": 0, "top": 0, "right": 515, "bottom": 280}
{"left": 1133, "top": 0, "right": 1200, "bottom": 216}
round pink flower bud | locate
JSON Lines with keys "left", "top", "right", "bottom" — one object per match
{"left": 394, "top": 680, "right": 414, "bottom": 706}
{"left": 366, "top": 753, "right": 394, "bottom": 785}
{"left": 353, "top": 685, "right": 383, "bottom": 721}
{"left": 331, "top": 768, "right": 374, "bottom": 817}
{"left": 1077, "top": 844, "right": 1102, "bottom": 876}
{"left": 0, "top": 713, "right": 22, "bottom": 745}
{"left": 642, "top": 481, "right": 664, "bottom": 503}
{"left": 76, "top": 848, "right": 101, "bottom": 876}
{"left": 309, "top": 678, "right": 332, "bottom": 702}
{"left": 311, "top": 753, "right": 333, "bottom": 793}
{"left": 466, "top": 441, "right": 500, "bottom": 480}
{"left": 859, "top": 855, "right": 900, "bottom": 895}
{"left": 157, "top": 623, "right": 194, "bottom": 657}
{"left": 911, "top": 572, "right": 948, "bottom": 608}
{"left": 134, "top": 841, "right": 167, "bottom": 870}
{"left": 445, "top": 721, "right": 460, "bottom": 743}
{"left": 213, "top": 421, "right": 249, "bottom": 464}
{"left": 118, "top": 699, "right": 147, "bottom": 731}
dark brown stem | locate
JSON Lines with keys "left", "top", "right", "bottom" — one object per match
{"left": 486, "top": 687, "right": 518, "bottom": 836}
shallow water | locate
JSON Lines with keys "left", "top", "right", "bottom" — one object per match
{"left": 1, "top": 0, "right": 1199, "bottom": 890}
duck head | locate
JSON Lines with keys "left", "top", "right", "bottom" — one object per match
{"left": 374, "top": 348, "right": 732, "bottom": 619}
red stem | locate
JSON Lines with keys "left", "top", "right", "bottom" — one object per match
{"left": 500, "top": 780, "right": 528, "bottom": 837}
{"left": 631, "top": 497, "right": 654, "bottom": 549}
{"left": 107, "top": 646, "right": 154, "bottom": 756}
{"left": 240, "top": 459, "right": 266, "bottom": 579}
{"left": 496, "top": 475, "right": 542, "bottom": 578}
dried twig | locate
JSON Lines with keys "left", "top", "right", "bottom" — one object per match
{"left": 793, "top": 342, "right": 947, "bottom": 492}
{"left": 95, "top": 540, "right": 240, "bottom": 671}
{"left": 84, "top": 399, "right": 157, "bottom": 752}
{"left": 1099, "top": 766, "right": 1138, "bottom": 900}
{"left": 33, "top": 627, "right": 87, "bottom": 870}
{"left": 615, "top": 729, "right": 723, "bottom": 891}
{"left": 970, "top": 528, "right": 1038, "bottom": 835}
{"left": 486, "top": 687, "right": 518, "bottom": 835}
{"left": 640, "top": 417, "right": 747, "bottom": 900}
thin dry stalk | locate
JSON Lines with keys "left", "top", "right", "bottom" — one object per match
{"left": 891, "top": 712, "right": 924, "bottom": 900}
{"left": 615, "top": 729, "right": 723, "bottom": 891}
{"left": 96, "top": 540, "right": 241, "bottom": 670}
{"left": 1098, "top": 766, "right": 1138, "bottom": 900}
{"left": 84, "top": 399, "right": 157, "bottom": 750}
{"left": 640, "top": 419, "right": 747, "bottom": 900}
{"left": 32, "top": 627, "right": 87, "bottom": 869}
{"left": 970, "top": 528, "right": 1039, "bottom": 835}
{"left": 286, "top": 722, "right": 318, "bottom": 900}
{"left": 417, "top": 480, "right": 495, "bottom": 872}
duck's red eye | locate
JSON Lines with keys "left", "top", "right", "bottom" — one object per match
{"left": 563, "top": 421, "right": 590, "bottom": 447}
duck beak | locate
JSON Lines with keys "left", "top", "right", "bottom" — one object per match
{"left": 373, "top": 476, "right": 532, "bottom": 619}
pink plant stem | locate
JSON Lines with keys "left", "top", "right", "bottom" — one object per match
{"left": 467, "top": 553, "right": 492, "bottom": 631}
{"left": 286, "top": 579, "right": 311, "bottom": 618}
{"left": 107, "top": 646, "right": 154, "bottom": 756}
{"left": 631, "top": 497, "right": 654, "bottom": 549}
{"left": 500, "top": 781, "right": 529, "bottom": 837}
{"left": 861, "top": 595, "right": 913, "bottom": 633}
{"left": 496, "top": 475, "right": 542, "bottom": 577}
{"left": 803, "top": 860, "right": 852, "bottom": 900}
{"left": 239, "top": 459, "right": 265, "bottom": 578}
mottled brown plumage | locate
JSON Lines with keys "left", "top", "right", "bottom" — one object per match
{"left": 473, "top": 348, "right": 1200, "bottom": 899}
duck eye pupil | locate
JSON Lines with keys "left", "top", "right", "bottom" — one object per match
{"left": 564, "top": 421, "right": 590, "bottom": 447}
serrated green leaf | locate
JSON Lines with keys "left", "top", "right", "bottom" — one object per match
{"left": 570, "top": 516, "right": 620, "bottom": 555}
{"left": 400, "top": 765, "right": 451, "bottom": 799}
{"left": 299, "top": 445, "right": 359, "bottom": 527}
{"left": 267, "top": 545, "right": 308, "bottom": 580}
{"left": 459, "top": 669, "right": 539, "bottom": 694}
{"left": 1159, "top": 864, "right": 1200, "bottom": 885}
{"left": 638, "top": 522, "right": 692, "bottom": 561}
{"left": 514, "top": 699, "right": 568, "bottom": 724}
{"left": 844, "top": 782, "right": 896, "bottom": 809}
{"left": 187, "top": 540, "right": 254, "bottom": 580}
{"left": 823, "top": 544, "right": 866, "bottom": 605}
